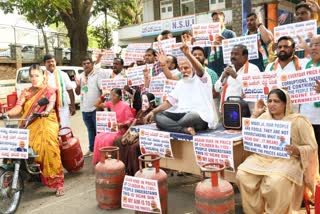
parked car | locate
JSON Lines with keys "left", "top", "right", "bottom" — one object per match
{"left": 15, "top": 66, "right": 83, "bottom": 105}
{"left": 0, "top": 45, "right": 36, "bottom": 59}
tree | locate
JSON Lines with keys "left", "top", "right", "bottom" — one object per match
{"left": 89, "top": 23, "right": 114, "bottom": 49}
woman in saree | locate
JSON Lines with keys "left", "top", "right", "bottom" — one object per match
{"left": 113, "top": 93, "right": 156, "bottom": 175}
{"left": 92, "top": 88, "right": 135, "bottom": 165}
{"left": 236, "top": 88, "right": 319, "bottom": 213}
{"left": 5, "top": 64, "right": 64, "bottom": 196}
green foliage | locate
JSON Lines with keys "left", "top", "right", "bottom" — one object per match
{"left": 89, "top": 23, "right": 114, "bottom": 49}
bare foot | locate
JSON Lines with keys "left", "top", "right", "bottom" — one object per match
{"left": 185, "top": 127, "right": 196, "bottom": 136}
{"left": 56, "top": 187, "right": 64, "bottom": 197}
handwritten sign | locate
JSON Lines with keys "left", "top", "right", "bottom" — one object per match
{"left": 127, "top": 65, "right": 145, "bottom": 86}
{"left": 274, "top": 20, "right": 317, "bottom": 49}
{"left": 123, "top": 43, "right": 152, "bottom": 66}
{"left": 122, "top": 176, "right": 161, "bottom": 213}
{"left": 242, "top": 73, "right": 278, "bottom": 102}
{"left": 153, "top": 38, "right": 176, "bottom": 55}
{"left": 278, "top": 68, "right": 320, "bottom": 104}
{"left": 192, "top": 23, "right": 221, "bottom": 41}
{"left": 222, "top": 34, "right": 259, "bottom": 65}
{"left": 101, "top": 78, "right": 127, "bottom": 93}
{"left": 193, "top": 136, "right": 234, "bottom": 172}
{"left": 139, "top": 129, "right": 173, "bottom": 159}
{"left": 242, "top": 118, "right": 291, "bottom": 159}
{"left": 96, "top": 111, "right": 117, "bottom": 133}
{"left": 0, "top": 128, "right": 29, "bottom": 159}
{"left": 142, "top": 15, "right": 195, "bottom": 37}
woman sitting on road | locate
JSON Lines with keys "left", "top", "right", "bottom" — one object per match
{"left": 113, "top": 92, "right": 156, "bottom": 175}
{"left": 236, "top": 88, "right": 319, "bottom": 213}
{"left": 92, "top": 88, "right": 135, "bottom": 165}
{"left": 5, "top": 64, "right": 64, "bottom": 196}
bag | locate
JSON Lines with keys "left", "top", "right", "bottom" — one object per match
{"left": 223, "top": 96, "right": 251, "bottom": 130}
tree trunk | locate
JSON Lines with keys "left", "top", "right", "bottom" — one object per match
{"left": 40, "top": 26, "right": 49, "bottom": 54}
{"left": 68, "top": 22, "right": 88, "bottom": 66}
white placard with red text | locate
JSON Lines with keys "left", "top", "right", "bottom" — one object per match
{"left": 122, "top": 175, "right": 161, "bottom": 213}
{"left": 277, "top": 68, "right": 320, "bottom": 104}
{"left": 242, "top": 73, "right": 278, "bottom": 102}
{"left": 222, "top": 34, "right": 259, "bottom": 65}
{"left": 126, "top": 65, "right": 146, "bottom": 86}
{"left": 274, "top": 20, "right": 317, "bottom": 49}
{"left": 242, "top": 118, "right": 291, "bottom": 159}
{"left": 92, "top": 49, "right": 116, "bottom": 66}
{"left": 192, "top": 23, "right": 221, "bottom": 41}
{"left": 101, "top": 78, "right": 128, "bottom": 94}
{"left": 153, "top": 38, "right": 176, "bottom": 55}
{"left": 149, "top": 77, "right": 166, "bottom": 98}
{"left": 96, "top": 111, "right": 117, "bottom": 133}
{"left": 123, "top": 43, "right": 152, "bottom": 66}
{"left": 193, "top": 136, "right": 235, "bottom": 172}
{"left": 0, "top": 128, "right": 29, "bottom": 159}
{"left": 139, "top": 129, "right": 173, "bottom": 159}
{"left": 163, "top": 79, "right": 178, "bottom": 101}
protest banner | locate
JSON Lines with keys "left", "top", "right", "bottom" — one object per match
{"left": 101, "top": 78, "right": 128, "bottom": 94}
{"left": 163, "top": 79, "right": 178, "bottom": 101}
{"left": 0, "top": 128, "right": 29, "bottom": 159}
{"left": 171, "top": 42, "right": 185, "bottom": 57}
{"left": 149, "top": 77, "right": 166, "bottom": 98}
{"left": 96, "top": 111, "right": 117, "bottom": 133}
{"left": 242, "top": 73, "right": 278, "bottom": 102}
{"left": 192, "top": 23, "right": 221, "bottom": 41}
{"left": 193, "top": 136, "right": 235, "bottom": 172}
{"left": 127, "top": 65, "right": 146, "bottom": 86}
{"left": 139, "top": 129, "right": 173, "bottom": 159}
{"left": 122, "top": 175, "right": 161, "bottom": 213}
{"left": 222, "top": 34, "right": 259, "bottom": 64}
{"left": 92, "top": 49, "right": 116, "bottom": 66}
{"left": 193, "top": 40, "right": 214, "bottom": 47}
{"left": 274, "top": 20, "right": 317, "bottom": 49}
{"left": 123, "top": 43, "right": 152, "bottom": 66}
{"left": 277, "top": 68, "right": 320, "bottom": 104}
{"left": 153, "top": 38, "right": 176, "bottom": 55}
{"left": 242, "top": 118, "right": 291, "bottom": 158}
{"left": 142, "top": 15, "right": 195, "bottom": 37}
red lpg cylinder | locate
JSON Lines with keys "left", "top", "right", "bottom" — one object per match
{"left": 95, "top": 146, "right": 125, "bottom": 209}
{"left": 6, "top": 92, "right": 17, "bottom": 110}
{"left": 195, "top": 163, "right": 235, "bottom": 214}
{"left": 58, "top": 127, "right": 84, "bottom": 172}
{"left": 134, "top": 154, "right": 168, "bottom": 214}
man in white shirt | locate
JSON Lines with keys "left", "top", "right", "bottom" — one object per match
{"left": 144, "top": 43, "right": 218, "bottom": 135}
{"left": 215, "top": 44, "right": 260, "bottom": 110}
{"left": 44, "top": 54, "right": 75, "bottom": 128}
{"left": 106, "top": 58, "right": 126, "bottom": 79}
{"left": 75, "top": 54, "right": 103, "bottom": 156}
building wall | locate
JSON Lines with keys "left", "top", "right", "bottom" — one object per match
{"left": 195, "top": 0, "right": 209, "bottom": 13}
{"left": 153, "top": 0, "right": 160, "bottom": 21}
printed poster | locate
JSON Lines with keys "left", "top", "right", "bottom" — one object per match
{"left": 96, "top": 111, "right": 117, "bottom": 133}
{"left": 0, "top": 128, "right": 29, "bottom": 159}
{"left": 139, "top": 129, "right": 173, "bottom": 159}
{"left": 193, "top": 136, "right": 235, "bottom": 172}
{"left": 242, "top": 118, "right": 291, "bottom": 159}
{"left": 153, "top": 38, "right": 176, "bottom": 55}
{"left": 122, "top": 175, "right": 161, "bottom": 213}
{"left": 149, "top": 77, "right": 166, "bottom": 98}
{"left": 163, "top": 79, "right": 178, "bottom": 101}
{"left": 274, "top": 20, "right": 317, "bottom": 48}
{"left": 101, "top": 78, "right": 128, "bottom": 94}
{"left": 242, "top": 73, "right": 278, "bottom": 102}
{"left": 192, "top": 23, "right": 221, "bottom": 41}
{"left": 277, "top": 68, "right": 320, "bottom": 104}
{"left": 123, "top": 43, "right": 152, "bottom": 66}
{"left": 222, "top": 34, "right": 259, "bottom": 65}
{"left": 127, "top": 65, "right": 146, "bottom": 86}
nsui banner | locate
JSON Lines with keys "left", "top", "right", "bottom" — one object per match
{"left": 242, "top": 118, "right": 291, "bottom": 159}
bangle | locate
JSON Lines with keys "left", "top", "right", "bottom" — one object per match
{"left": 258, "top": 23, "right": 263, "bottom": 28}
{"left": 160, "top": 63, "right": 166, "bottom": 67}
{"left": 100, "top": 95, "right": 105, "bottom": 102}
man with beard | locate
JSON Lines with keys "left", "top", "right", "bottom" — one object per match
{"left": 144, "top": 42, "right": 218, "bottom": 135}
{"left": 106, "top": 58, "right": 126, "bottom": 79}
{"left": 215, "top": 44, "right": 260, "bottom": 111}
{"left": 265, "top": 36, "right": 308, "bottom": 73}
{"left": 245, "top": 12, "right": 273, "bottom": 71}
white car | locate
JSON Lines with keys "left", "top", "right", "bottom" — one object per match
{"left": 15, "top": 66, "right": 83, "bottom": 105}
{"left": 0, "top": 45, "right": 36, "bottom": 59}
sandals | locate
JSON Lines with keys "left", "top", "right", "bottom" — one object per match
{"left": 56, "top": 187, "right": 65, "bottom": 197}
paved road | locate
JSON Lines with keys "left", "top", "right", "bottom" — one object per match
{"left": 1, "top": 110, "right": 312, "bottom": 213}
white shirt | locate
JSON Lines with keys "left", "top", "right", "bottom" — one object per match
{"left": 46, "top": 69, "right": 74, "bottom": 107}
{"left": 105, "top": 69, "right": 126, "bottom": 79}
{"left": 215, "top": 63, "right": 260, "bottom": 100}
{"left": 264, "top": 58, "right": 309, "bottom": 73}
{"left": 166, "top": 72, "right": 218, "bottom": 129}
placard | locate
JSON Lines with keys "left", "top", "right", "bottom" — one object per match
{"left": 101, "top": 78, "right": 128, "bottom": 94}
{"left": 274, "top": 20, "right": 317, "bottom": 48}
{"left": 171, "top": 42, "right": 185, "bottom": 57}
{"left": 222, "top": 34, "right": 259, "bottom": 65}
{"left": 153, "top": 38, "right": 176, "bottom": 55}
{"left": 139, "top": 129, "right": 173, "bottom": 159}
{"left": 192, "top": 23, "right": 221, "bottom": 41}
{"left": 123, "top": 43, "right": 152, "bottom": 66}
{"left": 122, "top": 175, "right": 161, "bottom": 213}
{"left": 96, "top": 111, "right": 117, "bottom": 133}
{"left": 127, "top": 65, "right": 146, "bottom": 86}
{"left": 0, "top": 128, "right": 29, "bottom": 159}
{"left": 277, "top": 68, "right": 320, "bottom": 104}
{"left": 163, "top": 79, "right": 178, "bottom": 101}
{"left": 242, "top": 73, "right": 278, "bottom": 102}
{"left": 92, "top": 49, "right": 116, "bottom": 66}
{"left": 242, "top": 118, "right": 291, "bottom": 158}
{"left": 149, "top": 77, "right": 166, "bottom": 98}
{"left": 193, "top": 136, "right": 235, "bottom": 172}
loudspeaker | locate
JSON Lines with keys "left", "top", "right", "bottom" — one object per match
{"left": 223, "top": 96, "right": 251, "bottom": 130}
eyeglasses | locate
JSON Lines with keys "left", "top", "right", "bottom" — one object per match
{"left": 309, "top": 42, "right": 320, "bottom": 48}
